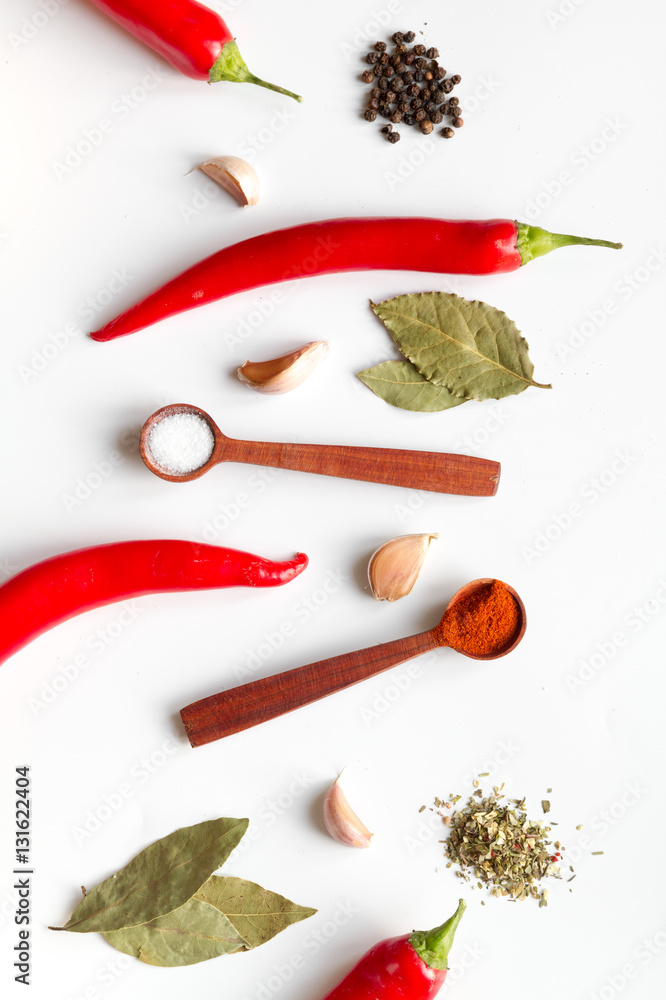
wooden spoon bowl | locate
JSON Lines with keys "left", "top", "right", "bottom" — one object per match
{"left": 180, "top": 578, "right": 526, "bottom": 747}
{"left": 140, "top": 404, "right": 224, "bottom": 483}
{"left": 443, "top": 577, "right": 526, "bottom": 660}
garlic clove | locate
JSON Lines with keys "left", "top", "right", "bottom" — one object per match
{"left": 323, "top": 773, "right": 373, "bottom": 848}
{"left": 197, "top": 156, "right": 259, "bottom": 207}
{"left": 368, "top": 532, "right": 438, "bottom": 602}
{"left": 237, "top": 341, "right": 329, "bottom": 394}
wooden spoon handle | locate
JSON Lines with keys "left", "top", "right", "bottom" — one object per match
{"left": 224, "top": 439, "right": 500, "bottom": 497}
{"left": 180, "top": 630, "right": 437, "bottom": 747}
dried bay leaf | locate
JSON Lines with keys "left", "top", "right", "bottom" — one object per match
{"left": 61, "top": 817, "right": 249, "bottom": 934}
{"left": 357, "top": 360, "right": 468, "bottom": 412}
{"left": 372, "top": 292, "right": 551, "bottom": 401}
{"left": 195, "top": 875, "right": 317, "bottom": 948}
{"left": 102, "top": 876, "right": 316, "bottom": 967}
{"left": 103, "top": 898, "right": 248, "bottom": 967}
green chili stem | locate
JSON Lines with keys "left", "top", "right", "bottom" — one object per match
{"left": 209, "top": 40, "right": 303, "bottom": 102}
{"left": 409, "top": 899, "right": 466, "bottom": 971}
{"left": 516, "top": 222, "right": 622, "bottom": 265}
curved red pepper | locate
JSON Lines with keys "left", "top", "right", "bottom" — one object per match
{"left": 320, "top": 900, "right": 466, "bottom": 1000}
{"left": 0, "top": 541, "right": 308, "bottom": 666}
{"left": 86, "top": 0, "right": 301, "bottom": 99}
{"left": 89, "top": 217, "right": 622, "bottom": 343}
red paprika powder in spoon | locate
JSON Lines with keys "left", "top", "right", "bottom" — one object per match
{"left": 181, "top": 578, "right": 525, "bottom": 747}
{"left": 435, "top": 579, "right": 519, "bottom": 657}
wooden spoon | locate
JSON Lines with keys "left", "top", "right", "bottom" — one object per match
{"left": 140, "top": 404, "right": 500, "bottom": 497}
{"left": 180, "top": 578, "right": 526, "bottom": 748}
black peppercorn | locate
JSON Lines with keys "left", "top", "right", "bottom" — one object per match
{"left": 359, "top": 33, "right": 462, "bottom": 146}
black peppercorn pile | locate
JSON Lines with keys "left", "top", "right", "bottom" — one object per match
{"left": 360, "top": 30, "right": 464, "bottom": 143}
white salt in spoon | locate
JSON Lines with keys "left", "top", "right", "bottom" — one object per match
{"left": 140, "top": 404, "right": 501, "bottom": 496}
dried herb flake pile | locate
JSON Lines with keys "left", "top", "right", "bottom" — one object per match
{"left": 433, "top": 785, "right": 570, "bottom": 906}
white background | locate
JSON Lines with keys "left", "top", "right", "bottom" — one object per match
{"left": 1, "top": 1, "right": 665, "bottom": 998}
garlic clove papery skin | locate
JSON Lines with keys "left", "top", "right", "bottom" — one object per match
{"left": 368, "top": 532, "right": 438, "bottom": 602}
{"left": 237, "top": 341, "right": 329, "bottom": 394}
{"left": 323, "top": 775, "right": 373, "bottom": 848}
{"left": 197, "top": 156, "right": 260, "bottom": 207}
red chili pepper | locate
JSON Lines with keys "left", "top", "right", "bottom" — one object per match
{"left": 319, "top": 900, "right": 465, "bottom": 1000}
{"left": 0, "top": 541, "right": 308, "bottom": 666}
{"left": 86, "top": 0, "right": 302, "bottom": 100}
{"left": 89, "top": 218, "right": 622, "bottom": 343}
